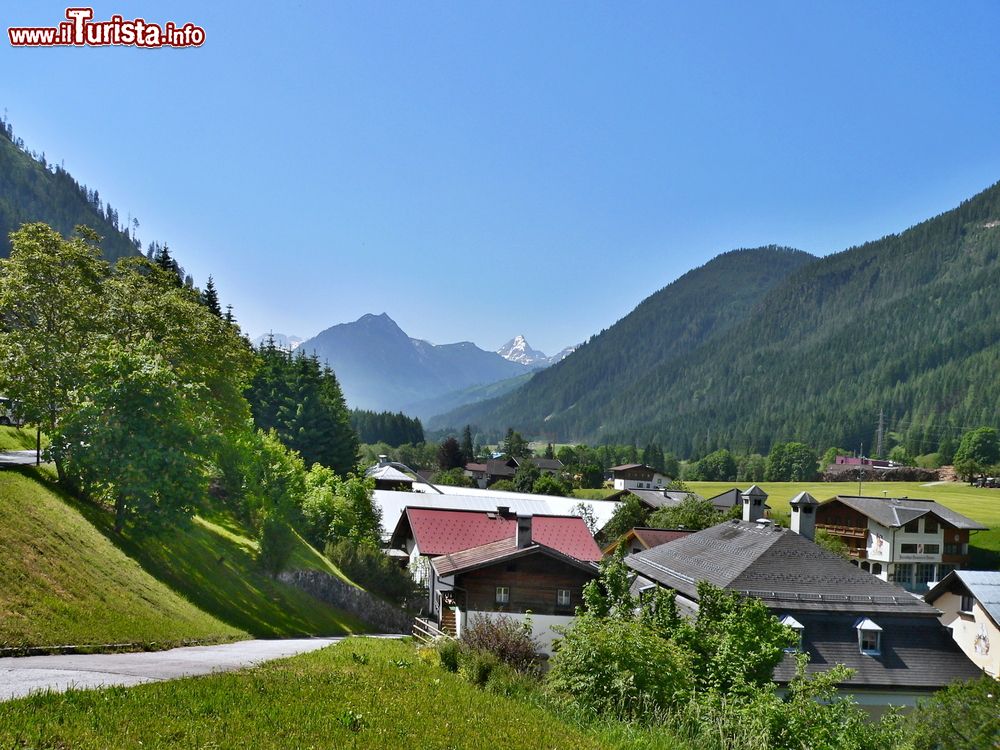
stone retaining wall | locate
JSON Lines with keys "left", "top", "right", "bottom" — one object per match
{"left": 278, "top": 570, "right": 412, "bottom": 634}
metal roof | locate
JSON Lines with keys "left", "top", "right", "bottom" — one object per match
{"left": 390, "top": 506, "right": 603, "bottom": 561}
{"left": 374, "top": 486, "right": 619, "bottom": 540}
{"left": 925, "top": 570, "right": 1000, "bottom": 628}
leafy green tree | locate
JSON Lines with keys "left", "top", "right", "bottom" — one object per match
{"left": 648, "top": 495, "right": 724, "bottom": 531}
{"left": 243, "top": 430, "right": 307, "bottom": 573}
{"left": 821, "top": 446, "right": 850, "bottom": 468}
{"left": 511, "top": 461, "right": 541, "bottom": 493}
{"left": 888, "top": 444, "right": 913, "bottom": 465}
{"left": 599, "top": 494, "right": 649, "bottom": 543}
{"left": 954, "top": 426, "right": 1000, "bottom": 481}
{"left": 737, "top": 453, "right": 767, "bottom": 481}
{"left": 501, "top": 428, "right": 530, "bottom": 458}
{"left": 662, "top": 451, "right": 680, "bottom": 479}
{"left": 531, "top": 473, "right": 572, "bottom": 497}
{"left": 53, "top": 346, "right": 207, "bottom": 532}
{"left": 300, "top": 464, "right": 381, "bottom": 549}
{"left": 437, "top": 436, "right": 464, "bottom": 470}
{"left": 577, "top": 463, "right": 604, "bottom": 489}
{"left": 814, "top": 528, "right": 850, "bottom": 558}
{"left": 765, "top": 442, "right": 819, "bottom": 481}
{"left": 0, "top": 223, "right": 107, "bottom": 478}
{"left": 430, "top": 467, "right": 474, "bottom": 487}
{"left": 691, "top": 449, "right": 737, "bottom": 480}
{"left": 938, "top": 435, "right": 957, "bottom": 464}
{"left": 910, "top": 676, "right": 999, "bottom": 750}
{"left": 556, "top": 445, "right": 577, "bottom": 466}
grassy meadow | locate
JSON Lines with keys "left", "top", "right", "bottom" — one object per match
{"left": 1, "top": 468, "right": 368, "bottom": 650}
{"left": 0, "top": 638, "right": 674, "bottom": 750}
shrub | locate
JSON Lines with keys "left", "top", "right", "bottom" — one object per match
{"left": 458, "top": 648, "right": 498, "bottom": 687}
{"left": 325, "top": 539, "right": 420, "bottom": 605}
{"left": 547, "top": 616, "right": 693, "bottom": 720}
{"left": 461, "top": 614, "right": 540, "bottom": 673}
{"left": 437, "top": 638, "right": 462, "bottom": 672}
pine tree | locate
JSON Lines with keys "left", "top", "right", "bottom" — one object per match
{"left": 460, "top": 425, "right": 475, "bottom": 463}
{"left": 201, "top": 275, "right": 222, "bottom": 317}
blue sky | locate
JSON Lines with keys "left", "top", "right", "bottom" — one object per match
{"left": 3, "top": 2, "right": 1000, "bottom": 353}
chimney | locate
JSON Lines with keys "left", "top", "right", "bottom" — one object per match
{"left": 377, "top": 454, "right": 389, "bottom": 467}
{"left": 789, "top": 491, "right": 819, "bottom": 541}
{"left": 741, "top": 484, "right": 768, "bottom": 523}
{"left": 516, "top": 514, "right": 532, "bottom": 548}
{"left": 497, "top": 505, "right": 511, "bottom": 518}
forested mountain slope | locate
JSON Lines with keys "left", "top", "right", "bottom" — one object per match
{"left": 0, "top": 119, "right": 139, "bottom": 261}
{"left": 431, "top": 246, "right": 815, "bottom": 437}
{"left": 435, "top": 182, "right": 1000, "bottom": 457}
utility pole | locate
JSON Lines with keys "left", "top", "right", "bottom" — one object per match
{"left": 875, "top": 409, "right": 885, "bottom": 458}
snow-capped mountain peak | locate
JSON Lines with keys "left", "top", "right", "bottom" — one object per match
{"left": 497, "top": 335, "right": 550, "bottom": 366}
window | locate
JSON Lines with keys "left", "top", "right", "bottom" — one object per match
{"left": 901, "top": 544, "right": 919, "bottom": 554}
{"left": 855, "top": 617, "right": 882, "bottom": 656}
{"left": 860, "top": 630, "right": 881, "bottom": 654}
{"left": 915, "top": 563, "right": 937, "bottom": 586}
{"left": 495, "top": 586, "right": 509, "bottom": 605}
{"left": 871, "top": 563, "right": 882, "bottom": 576}
{"left": 923, "top": 544, "right": 940, "bottom": 554}
{"left": 924, "top": 518, "right": 938, "bottom": 534}
{"left": 944, "top": 543, "right": 964, "bottom": 555}
{"left": 903, "top": 519, "right": 920, "bottom": 533}
{"left": 780, "top": 615, "right": 804, "bottom": 652}
{"left": 889, "top": 564, "right": 912, "bottom": 584}
{"left": 557, "top": 589, "right": 572, "bottom": 607}
{"left": 960, "top": 594, "right": 975, "bottom": 613}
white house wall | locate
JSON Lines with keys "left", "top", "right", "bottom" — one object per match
{"left": 934, "top": 590, "right": 999, "bottom": 677}
{"left": 457, "top": 610, "right": 576, "bottom": 655}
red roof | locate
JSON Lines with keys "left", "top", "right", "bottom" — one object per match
{"left": 395, "top": 507, "right": 602, "bottom": 562}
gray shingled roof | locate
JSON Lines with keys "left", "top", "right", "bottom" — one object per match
{"left": 626, "top": 520, "right": 932, "bottom": 614}
{"left": 925, "top": 570, "right": 1000, "bottom": 628}
{"left": 827, "top": 495, "right": 987, "bottom": 530}
{"left": 771, "top": 613, "right": 983, "bottom": 689}
{"left": 627, "top": 489, "right": 701, "bottom": 510}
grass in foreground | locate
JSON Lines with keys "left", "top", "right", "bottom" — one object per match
{"left": 0, "top": 471, "right": 243, "bottom": 650}
{"left": 0, "top": 639, "right": 620, "bottom": 750}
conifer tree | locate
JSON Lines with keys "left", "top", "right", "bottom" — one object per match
{"left": 200, "top": 275, "right": 222, "bottom": 317}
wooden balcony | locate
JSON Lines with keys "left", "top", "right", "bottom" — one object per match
{"left": 847, "top": 548, "right": 868, "bottom": 560}
{"left": 817, "top": 523, "right": 867, "bottom": 539}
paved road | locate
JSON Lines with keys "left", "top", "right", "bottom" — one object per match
{"left": 0, "top": 638, "right": 344, "bottom": 701}
{"left": 0, "top": 450, "right": 43, "bottom": 467}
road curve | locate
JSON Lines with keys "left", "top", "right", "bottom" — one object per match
{"left": 0, "top": 637, "right": 344, "bottom": 701}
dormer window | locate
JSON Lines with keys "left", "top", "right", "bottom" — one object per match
{"left": 780, "top": 614, "right": 804, "bottom": 652}
{"left": 855, "top": 617, "right": 882, "bottom": 656}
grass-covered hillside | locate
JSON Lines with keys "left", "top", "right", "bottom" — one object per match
{"left": 0, "top": 469, "right": 367, "bottom": 650}
{"left": 0, "top": 639, "right": 641, "bottom": 750}
{"left": 0, "top": 426, "right": 41, "bottom": 451}
{"left": 0, "top": 470, "right": 242, "bottom": 650}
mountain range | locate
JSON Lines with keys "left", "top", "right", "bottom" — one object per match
{"left": 432, "top": 182, "right": 1000, "bottom": 458}
{"left": 296, "top": 313, "right": 537, "bottom": 414}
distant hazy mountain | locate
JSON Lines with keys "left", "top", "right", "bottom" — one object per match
{"left": 298, "top": 313, "right": 531, "bottom": 413}
{"left": 253, "top": 333, "right": 303, "bottom": 351}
